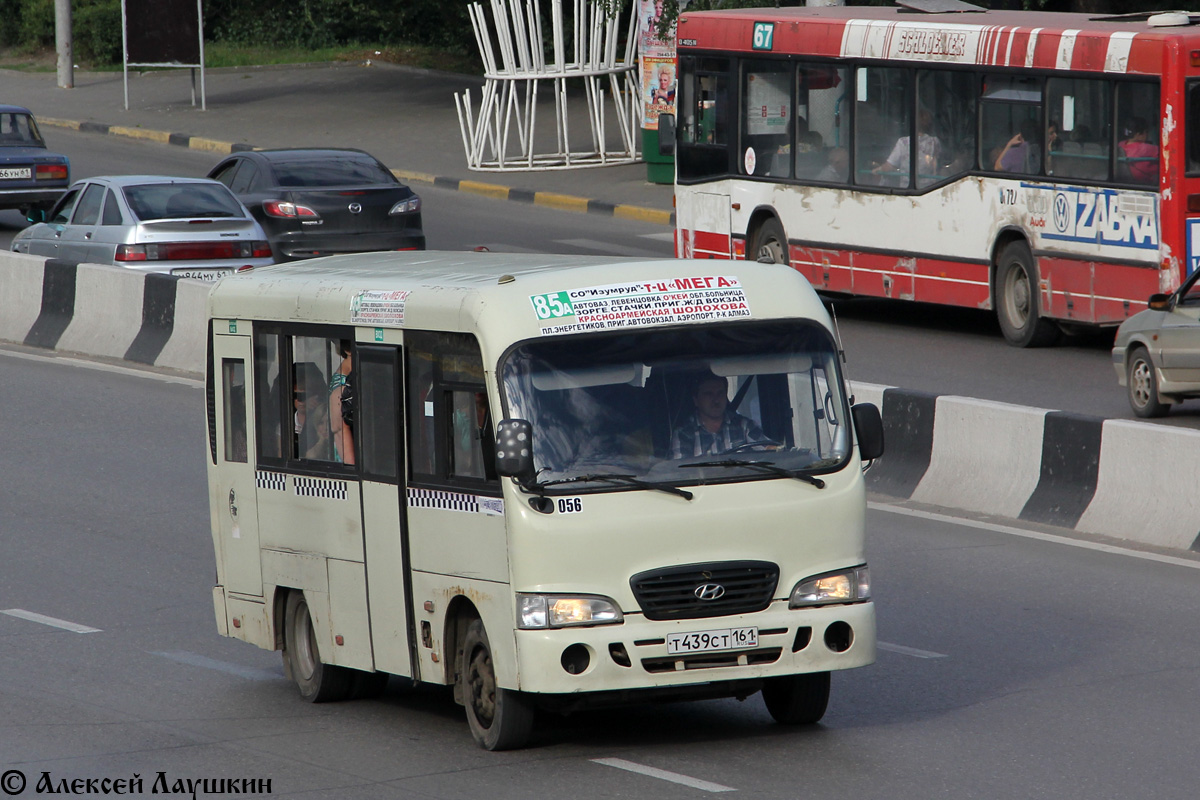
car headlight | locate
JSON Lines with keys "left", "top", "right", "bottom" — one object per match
{"left": 517, "top": 594, "right": 623, "bottom": 629}
{"left": 788, "top": 566, "right": 870, "bottom": 608}
{"left": 389, "top": 196, "right": 421, "bottom": 215}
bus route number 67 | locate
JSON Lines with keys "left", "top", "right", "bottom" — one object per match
{"left": 752, "top": 22, "right": 775, "bottom": 51}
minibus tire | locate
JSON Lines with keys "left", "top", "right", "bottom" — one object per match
{"left": 750, "top": 218, "right": 789, "bottom": 265}
{"left": 1127, "top": 346, "right": 1169, "bottom": 418}
{"left": 761, "top": 671, "right": 830, "bottom": 725}
{"left": 462, "top": 619, "right": 534, "bottom": 750}
{"left": 995, "top": 241, "right": 1059, "bottom": 347}
{"left": 283, "top": 590, "right": 354, "bottom": 703}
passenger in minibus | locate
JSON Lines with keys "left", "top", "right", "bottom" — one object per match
{"left": 294, "top": 361, "right": 334, "bottom": 460}
{"left": 328, "top": 341, "right": 356, "bottom": 465}
{"left": 670, "top": 371, "right": 771, "bottom": 458}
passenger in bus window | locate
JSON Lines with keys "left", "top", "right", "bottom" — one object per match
{"left": 294, "top": 361, "right": 334, "bottom": 460}
{"left": 817, "top": 146, "right": 849, "bottom": 182}
{"left": 328, "top": 341, "right": 356, "bottom": 465}
{"left": 1119, "top": 117, "right": 1159, "bottom": 184}
{"left": 872, "top": 108, "right": 941, "bottom": 185}
{"left": 670, "top": 372, "right": 771, "bottom": 458}
{"left": 994, "top": 118, "right": 1041, "bottom": 173}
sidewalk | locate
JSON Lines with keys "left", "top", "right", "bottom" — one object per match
{"left": 1, "top": 61, "right": 675, "bottom": 224}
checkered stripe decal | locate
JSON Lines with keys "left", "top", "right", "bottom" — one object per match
{"left": 408, "top": 488, "right": 504, "bottom": 516}
{"left": 256, "top": 471, "right": 286, "bottom": 492}
{"left": 294, "top": 476, "right": 348, "bottom": 501}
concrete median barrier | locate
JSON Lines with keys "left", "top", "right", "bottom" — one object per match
{"left": 3, "top": 254, "right": 1198, "bottom": 554}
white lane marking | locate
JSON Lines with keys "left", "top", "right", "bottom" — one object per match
{"left": 151, "top": 650, "right": 281, "bottom": 682}
{"left": 2, "top": 608, "right": 101, "bottom": 633}
{"left": 0, "top": 346, "right": 202, "bottom": 388}
{"left": 640, "top": 231, "right": 676, "bottom": 242}
{"left": 870, "top": 501, "right": 1200, "bottom": 570}
{"left": 878, "top": 641, "right": 947, "bottom": 659}
{"left": 556, "top": 238, "right": 669, "bottom": 257}
{"left": 592, "top": 758, "right": 735, "bottom": 793}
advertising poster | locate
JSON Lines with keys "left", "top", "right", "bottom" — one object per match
{"left": 638, "top": 0, "right": 676, "bottom": 130}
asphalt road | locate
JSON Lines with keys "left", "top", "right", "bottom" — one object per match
{"left": 5, "top": 347, "right": 1200, "bottom": 798}
{"left": 7, "top": 126, "right": 1198, "bottom": 428}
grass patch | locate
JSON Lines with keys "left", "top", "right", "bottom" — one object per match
{"left": 0, "top": 42, "right": 482, "bottom": 75}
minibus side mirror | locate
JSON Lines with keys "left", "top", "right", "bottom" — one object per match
{"left": 1148, "top": 293, "right": 1172, "bottom": 311}
{"left": 657, "top": 114, "right": 676, "bottom": 156}
{"left": 495, "top": 418, "right": 537, "bottom": 487}
{"left": 852, "top": 403, "right": 884, "bottom": 462}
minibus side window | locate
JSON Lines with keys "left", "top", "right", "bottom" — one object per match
{"left": 254, "top": 330, "right": 285, "bottom": 461}
{"left": 291, "top": 335, "right": 351, "bottom": 464}
{"left": 222, "top": 358, "right": 248, "bottom": 463}
{"left": 356, "top": 345, "right": 401, "bottom": 481}
{"left": 406, "top": 331, "right": 497, "bottom": 488}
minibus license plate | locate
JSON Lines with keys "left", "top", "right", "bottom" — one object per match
{"left": 171, "top": 268, "right": 234, "bottom": 282}
{"left": 666, "top": 626, "right": 758, "bottom": 655}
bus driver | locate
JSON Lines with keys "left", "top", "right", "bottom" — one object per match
{"left": 671, "top": 371, "right": 771, "bottom": 457}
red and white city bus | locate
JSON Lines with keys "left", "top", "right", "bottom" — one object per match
{"left": 670, "top": 5, "right": 1200, "bottom": 346}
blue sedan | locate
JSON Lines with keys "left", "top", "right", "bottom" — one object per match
{"left": 0, "top": 105, "right": 69, "bottom": 214}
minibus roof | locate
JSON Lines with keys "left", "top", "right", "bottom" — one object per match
{"left": 207, "top": 251, "right": 833, "bottom": 354}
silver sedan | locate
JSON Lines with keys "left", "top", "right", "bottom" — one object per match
{"left": 12, "top": 175, "right": 274, "bottom": 280}
{"left": 1112, "top": 268, "right": 1200, "bottom": 417}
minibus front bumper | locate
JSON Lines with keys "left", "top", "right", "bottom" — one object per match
{"left": 512, "top": 599, "right": 875, "bottom": 697}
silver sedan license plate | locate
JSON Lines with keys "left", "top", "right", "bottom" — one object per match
{"left": 0, "top": 167, "right": 31, "bottom": 180}
{"left": 171, "top": 268, "right": 233, "bottom": 282}
{"left": 666, "top": 626, "right": 758, "bottom": 655}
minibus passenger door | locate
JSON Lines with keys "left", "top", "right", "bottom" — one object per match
{"left": 356, "top": 344, "right": 415, "bottom": 679}
{"left": 211, "top": 333, "right": 263, "bottom": 597}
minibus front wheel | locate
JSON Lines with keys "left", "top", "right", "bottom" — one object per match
{"left": 461, "top": 619, "right": 534, "bottom": 750}
{"left": 761, "top": 671, "right": 830, "bottom": 725}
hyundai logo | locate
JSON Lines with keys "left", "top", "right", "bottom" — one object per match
{"left": 348, "top": 202, "right": 362, "bottom": 214}
{"left": 694, "top": 583, "right": 726, "bottom": 601}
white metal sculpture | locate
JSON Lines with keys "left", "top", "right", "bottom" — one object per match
{"left": 455, "top": 0, "right": 642, "bottom": 171}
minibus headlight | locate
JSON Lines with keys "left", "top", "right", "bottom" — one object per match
{"left": 788, "top": 566, "right": 870, "bottom": 608}
{"left": 517, "top": 594, "right": 623, "bottom": 629}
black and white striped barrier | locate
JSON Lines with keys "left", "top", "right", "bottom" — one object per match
{"left": 0, "top": 252, "right": 207, "bottom": 373}
{"left": 854, "top": 383, "right": 1200, "bottom": 553}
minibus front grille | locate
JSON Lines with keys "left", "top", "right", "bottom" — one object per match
{"left": 641, "top": 647, "right": 783, "bottom": 673}
{"left": 630, "top": 561, "right": 779, "bottom": 621}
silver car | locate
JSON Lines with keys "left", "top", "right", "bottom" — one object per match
{"left": 1113, "top": 268, "right": 1200, "bottom": 417}
{"left": 12, "top": 175, "right": 274, "bottom": 280}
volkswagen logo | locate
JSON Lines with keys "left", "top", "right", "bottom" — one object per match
{"left": 348, "top": 202, "right": 362, "bottom": 214}
{"left": 694, "top": 583, "right": 726, "bottom": 601}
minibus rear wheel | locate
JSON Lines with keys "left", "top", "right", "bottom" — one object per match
{"left": 761, "top": 671, "right": 830, "bottom": 724}
{"left": 462, "top": 619, "right": 534, "bottom": 750}
{"left": 283, "top": 590, "right": 354, "bottom": 703}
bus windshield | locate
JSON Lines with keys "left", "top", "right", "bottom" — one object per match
{"left": 500, "top": 321, "right": 851, "bottom": 490}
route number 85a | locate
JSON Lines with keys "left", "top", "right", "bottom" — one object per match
{"left": 531, "top": 291, "right": 574, "bottom": 320}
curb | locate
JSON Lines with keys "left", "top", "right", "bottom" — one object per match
{"left": 38, "top": 117, "right": 676, "bottom": 228}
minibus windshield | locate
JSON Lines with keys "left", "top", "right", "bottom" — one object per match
{"left": 500, "top": 321, "right": 852, "bottom": 491}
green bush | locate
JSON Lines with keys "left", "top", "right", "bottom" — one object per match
{"left": 74, "top": 0, "right": 121, "bottom": 64}
{"left": 19, "top": 0, "right": 54, "bottom": 48}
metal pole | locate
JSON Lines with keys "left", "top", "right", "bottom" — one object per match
{"left": 55, "top": 0, "right": 73, "bottom": 89}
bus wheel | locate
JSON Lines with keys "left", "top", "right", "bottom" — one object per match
{"left": 461, "top": 619, "right": 534, "bottom": 750}
{"left": 750, "top": 218, "right": 789, "bottom": 265}
{"left": 762, "top": 671, "right": 830, "bottom": 725}
{"left": 995, "top": 242, "right": 1059, "bottom": 347}
{"left": 283, "top": 590, "right": 353, "bottom": 703}
{"left": 1127, "top": 346, "right": 1169, "bottom": 418}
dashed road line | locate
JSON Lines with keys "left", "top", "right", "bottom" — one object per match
{"left": 2, "top": 609, "right": 101, "bottom": 634}
{"left": 592, "top": 758, "right": 736, "bottom": 793}
{"left": 878, "top": 641, "right": 947, "bottom": 659}
{"left": 151, "top": 650, "right": 281, "bottom": 682}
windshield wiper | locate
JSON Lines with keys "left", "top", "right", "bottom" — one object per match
{"left": 680, "top": 459, "right": 826, "bottom": 489}
{"left": 538, "top": 473, "right": 693, "bottom": 500}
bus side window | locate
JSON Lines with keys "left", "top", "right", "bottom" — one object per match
{"left": 291, "top": 335, "right": 343, "bottom": 463}
{"left": 222, "top": 358, "right": 248, "bottom": 463}
{"left": 254, "top": 330, "right": 285, "bottom": 461}
{"left": 356, "top": 345, "right": 401, "bottom": 481}
{"left": 406, "top": 331, "right": 496, "bottom": 487}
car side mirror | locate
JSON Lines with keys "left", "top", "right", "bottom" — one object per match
{"left": 495, "top": 418, "right": 536, "bottom": 488}
{"left": 1148, "top": 293, "right": 1172, "bottom": 311}
{"left": 657, "top": 114, "right": 676, "bottom": 157}
{"left": 26, "top": 208, "right": 45, "bottom": 224}
{"left": 852, "top": 403, "right": 884, "bottom": 461}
